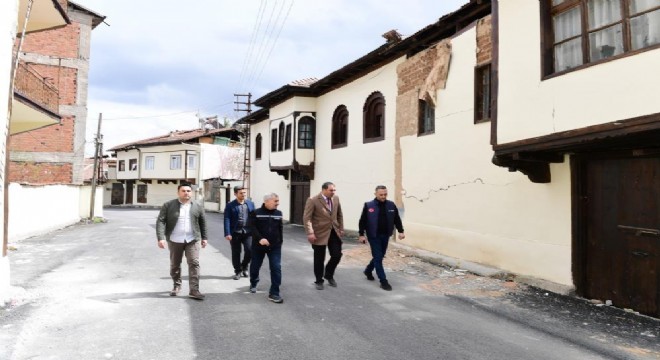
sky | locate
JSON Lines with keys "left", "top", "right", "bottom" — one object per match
{"left": 77, "top": 0, "right": 468, "bottom": 155}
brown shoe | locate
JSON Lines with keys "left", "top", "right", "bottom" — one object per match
{"left": 169, "top": 286, "right": 181, "bottom": 296}
{"left": 188, "top": 290, "right": 205, "bottom": 300}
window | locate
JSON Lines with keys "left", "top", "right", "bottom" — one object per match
{"left": 285, "top": 124, "right": 292, "bottom": 150}
{"left": 187, "top": 154, "right": 196, "bottom": 170}
{"left": 474, "top": 64, "right": 492, "bottom": 123}
{"left": 145, "top": 156, "right": 155, "bottom": 170}
{"left": 118, "top": 160, "right": 125, "bottom": 172}
{"left": 271, "top": 129, "right": 277, "bottom": 152}
{"left": 543, "top": 0, "right": 660, "bottom": 75}
{"left": 331, "top": 106, "right": 348, "bottom": 148}
{"left": 278, "top": 122, "right": 285, "bottom": 152}
{"left": 170, "top": 155, "right": 182, "bottom": 170}
{"left": 129, "top": 159, "right": 137, "bottom": 171}
{"left": 418, "top": 100, "right": 435, "bottom": 135}
{"left": 255, "top": 133, "right": 262, "bottom": 159}
{"left": 298, "top": 117, "right": 315, "bottom": 149}
{"left": 363, "top": 92, "right": 385, "bottom": 143}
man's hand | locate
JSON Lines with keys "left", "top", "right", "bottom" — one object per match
{"left": 307, "top": 233, "right": 316, "bottom": 244}
{"left": 398, "top": 233, "right": 405, "bottom": 240}
{"left": 157, "top": 240, "right": 166, "bottom": 249}
{"left": 339, "top": 230, "right": 345, "bottom": 237}
{"left": 259, "top": 238, "right": 270, "bottom": 246}
{"left": 201, "top": 239, "right": 208, "bottom": 248}
{"left": 225, "top": 235, "right": 232, "bottom": 241}
{"left": 358, "top": 236, "right": 367, "bottom": 244}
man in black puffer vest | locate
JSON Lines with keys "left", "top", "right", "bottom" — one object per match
{"left": 358, "top": 185, "right": 405, "bottom": 291}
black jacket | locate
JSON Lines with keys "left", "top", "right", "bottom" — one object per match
{"left": 249, "top": 205, "right": 283, "bottom": 250}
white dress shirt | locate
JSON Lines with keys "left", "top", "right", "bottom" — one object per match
{"left": 169, "top": 201, "right": 194, "bottom": 243}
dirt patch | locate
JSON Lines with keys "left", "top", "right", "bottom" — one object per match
{"left": 343, "top": 243, "right": 521, "bottom": 298}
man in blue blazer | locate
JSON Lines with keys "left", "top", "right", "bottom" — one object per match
{"left": 224, "top": 186, "right": 256, "bottom": 279}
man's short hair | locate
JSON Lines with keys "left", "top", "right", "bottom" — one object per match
{"left": 375, "top": 185, "right": 387, "bottom": 191}
{"left": 263, "top": 192, "right": 279, "bottom": 202}
{"left": 178, "top": 183, "right": 193, "bottom": 190}
{"left": 322, "top": 181, "right": 335, "bottom": 190}
{"left": 234, "top": 186, "right": 245, "bottom": 194}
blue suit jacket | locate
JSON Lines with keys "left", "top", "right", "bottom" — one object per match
{"left": 223, "top": 199, "right": 256, "bottom": 237}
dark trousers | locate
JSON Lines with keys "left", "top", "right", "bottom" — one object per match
{"left": 230, "top": 232, "right": 252, "bottom": 274}
{"left": 167, "top": 240, "right": 200, "bottom": 290}
{"left": 249, "top": 246, "right": 282, "bottom": 296}
{"left": 312, "top": 230, "right": 343, "bottom": 283}
{"left": 365, "top": 234, "right": 390, "bottom": 282}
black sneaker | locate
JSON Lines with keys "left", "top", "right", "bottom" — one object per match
{"left": 268, "top": 294, "right": 283, "bottom": 303}
{"left": 314, "top": 282, "right": 324, "bottom": 290}
{"left": 325, "top": 278, "right": 337, "bottom": 287}
{"left": 241, "top": 270, "right": 248, "bottom": 277}
{"left": 233, "top": 273, "right": 240, "bottom": 280}
{"left": 249, "top": 286, "right": 257, "bottom": 293}
{"left": 380, "top": 281, "right": 392, "bottom": 291}
{"left": 363, "top": 271, "right": 375, "bottom": 281}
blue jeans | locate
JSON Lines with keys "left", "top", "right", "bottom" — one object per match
{"left": 365, "top": 234, "right": 390, "bottom": 282}
{"left": 249, "top": 246, "right": 282, "bottom": 296}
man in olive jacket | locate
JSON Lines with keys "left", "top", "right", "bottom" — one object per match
{"left": 157, "top": 183, "right": 208, "bottom": 300}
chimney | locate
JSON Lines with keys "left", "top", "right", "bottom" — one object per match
{"left": 382, "top": 29, "right": 402, "bottom": 44}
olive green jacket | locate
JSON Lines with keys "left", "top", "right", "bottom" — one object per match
{"left": 156, "top": 199, "right": 208, "bottom": 241}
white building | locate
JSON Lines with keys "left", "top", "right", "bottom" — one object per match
{"left": 240, "top": 0, "right": 660, "bottom": 318}
{"left": 107, "top": 128, "right": 244, "bottom": 210}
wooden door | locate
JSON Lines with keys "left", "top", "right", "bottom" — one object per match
{"left": 579, "top": 155, "right": 660, "bottom": 317}
{"left": 125, "top": 180, "right": 134, "bottom": 204}
{"left": 290, "top": 182, "right": 310, "bottom": 226}
{"left": 111, "top": 183, "right": 124, "bottom": 205}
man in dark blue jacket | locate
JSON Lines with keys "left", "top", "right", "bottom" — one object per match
{"left": 224, "top": 186, "right": 256, "bottom": 280}
{"left": 248, "top": 192, "right": 284, "bottom": 303}
{"left": 358, "top": 185, "right": 405, "bottom": 291}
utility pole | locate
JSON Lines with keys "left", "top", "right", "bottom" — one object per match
{"left": 234, "top": 94, "right": 252, "bottom": 197}
{"left": 89, "top": 113, "right": 102, "bottom": 220}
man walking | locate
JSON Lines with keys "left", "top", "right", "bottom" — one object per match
{"left": 157, "top": 183, "right": 208, "bottom": 300}
{"left": 249, "top": 193, "right": 284, "bottom": 304}
{"left": 224, "top": 186, "right": 255, "bottom": 280}
{"left": 358, "top": 185, "right": 405, "bottom": 291}
{"left": 303, "top": 182, "right": 344, "bottom": 290}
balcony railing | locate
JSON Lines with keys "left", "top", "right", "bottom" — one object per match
{"left": 13, "top": 61, "right": 59, "bottom": 114}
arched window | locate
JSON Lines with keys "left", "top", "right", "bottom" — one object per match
{"left": 255, "top": 133, "right": 262, "bottom": 159}
{"left": 271, "top": 128, "right": 277, "bottom": 152}
{"left": 298, "top": 117, "right": 315, "bottom": 149}
{"left": 331, "top": 106, "right": 348, "bottom": 149}
{"left": 278, "top": 122, "right": 285, "bottom": 151}
{"left": 363, "top": 91, "right": 385, "bottom": 143}
{"left": 285, "top": 124, "right": 292, "bottom": 150}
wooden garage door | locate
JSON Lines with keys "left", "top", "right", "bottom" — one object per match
{"left": 579, "top": 155, "right": 660, "bottom": 317}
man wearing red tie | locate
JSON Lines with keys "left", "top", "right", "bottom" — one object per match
{"left": 303, "top": 182, "right": 344, "bottom": 290}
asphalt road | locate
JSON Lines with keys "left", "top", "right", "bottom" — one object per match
{"left": 1, "top": 208, "right": 658, "bottom": 360}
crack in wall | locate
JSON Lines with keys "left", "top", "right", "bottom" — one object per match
{"left": 402, "top": 178, "right": 513, "bottom": 203}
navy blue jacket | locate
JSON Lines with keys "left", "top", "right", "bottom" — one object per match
{"left": 358, "top": 199, "right": 404, "bottom": 239}
{"left": 249, "top": 205, "right": 283, "bottom": 250}
{"left": 223, "top": 199, "right": 256, "bottom": 237}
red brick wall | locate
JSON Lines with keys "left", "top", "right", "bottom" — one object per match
{"left": 8, "top": 162, "right": 73, "bottom": 184}
{"left": 10, "top": 116, "right": 75, "bottom": 152}
{"left": 27, "top": 64, "right": 78, "bottom": 105}
{"left": 20, "top": 22, "right": 80, "bottom": 59}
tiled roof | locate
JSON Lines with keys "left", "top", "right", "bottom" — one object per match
{"left": 108, "top": 128, "right": 239, "bottom": 151}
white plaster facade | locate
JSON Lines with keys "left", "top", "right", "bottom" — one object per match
{"left": 399, "top": 25, "right": 573, "bottom": 285}
{"left": 497, "top": 0, "right": 660, "bottom": 144}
